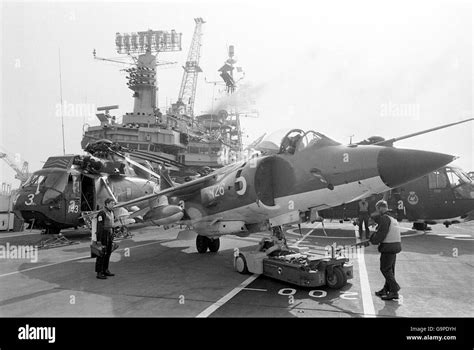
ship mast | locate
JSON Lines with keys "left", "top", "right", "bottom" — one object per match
{"left": 82, "top": 19, "right": 249, "bottom": 173}
{"left": 114, "top": 29, "right": 182, "bottom": 120}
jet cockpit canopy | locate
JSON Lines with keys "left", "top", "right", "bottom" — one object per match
{"left": 254, "top": 128, "right": 340, "bottom": 155}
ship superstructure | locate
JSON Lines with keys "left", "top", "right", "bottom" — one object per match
{"left": 82, "top": 19, "right": 250, "bottom": 178}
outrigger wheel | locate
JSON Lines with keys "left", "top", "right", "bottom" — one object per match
{"left": 326, "top": 266, "right": 347, "bottom": 289}
{"left": 196, "top": 235, "right": 221, "bottom": 253}
{"left": 234, "top": 253, "right": 249, "bottom": 274}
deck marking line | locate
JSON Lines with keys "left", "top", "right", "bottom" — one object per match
{"left": 294, "top": 223, "right": 320, "bottom": 245}
{"left": 242, "top": 287, "right": 267, "bottom": 292}
{"left": 196, "top": 274, "right": 258, "bottom": 318}
{"left": 0, "top": 231, "right": 42, "bottom": 239}
{"left": 0, "top": 240, "right": 163, "bottom": 278}
{"left": 452, "top": 225, "right": 474, "bottom": 233}
{"left": 355, "top": 227, "right": 376, "bottom": 317}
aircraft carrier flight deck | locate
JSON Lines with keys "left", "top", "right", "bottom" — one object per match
{"left": 1, "top": 221, "right": 472, "bottom": 318}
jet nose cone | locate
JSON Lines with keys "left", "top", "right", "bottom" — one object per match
{"left": 377, "top": 148, "right": 455, "bottom": 188}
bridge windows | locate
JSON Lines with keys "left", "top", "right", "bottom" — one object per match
{"left": 210, "top": 147, "right": 221, "bottom": 155}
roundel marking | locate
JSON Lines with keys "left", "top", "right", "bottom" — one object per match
{"left": 235, "top": 176, "right": 247, "bottom": 196}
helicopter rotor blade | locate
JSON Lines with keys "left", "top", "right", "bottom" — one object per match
{"left": 100, "top": 176, "right": 118, "bottom": 202}
{"left": 108, "top": 148, "right": 162, "bottom": 179}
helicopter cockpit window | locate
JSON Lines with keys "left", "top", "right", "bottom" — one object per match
{"left": 446, "top": 167, "right": 470, "bottom": 188}
{"left": 46, "top": 173, "right": 68, "bottom": 191}
{"left": 23, "top": 175, "right": 46, "bottom": 187}
{"left": 24, "top": 171, "right": 68, "bottom": 192}
{"left": 71, "top": 174, "right": 80, "bottom": 195}
{"left": 445, "top": 167, "right": 474, "bottom": 199}
{"left": 428, "top": 170, "right": 448, "bottom": 189}
{"left": 44, "top": 173, "right": 70, "bottom": 204}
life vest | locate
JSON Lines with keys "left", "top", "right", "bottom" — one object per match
{"left": 103, "top": 209, "right": 115, "bottom": 229}
{"left": 383, "top": 215, "right": 401, "bottom": 243}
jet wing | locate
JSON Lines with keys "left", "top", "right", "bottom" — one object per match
{"left": 113, "top": 161, "right": 245, "bottom": 210}
{"left": 113, "top": 175, "right": 211, "bottom": 209}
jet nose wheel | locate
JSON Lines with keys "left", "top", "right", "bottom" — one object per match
{"left": 196, "top": 236, "right": 221, "bottom": 253}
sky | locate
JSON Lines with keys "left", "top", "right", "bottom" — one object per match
{"left": 0, "top": 0, "right": 472, "bottom": 188}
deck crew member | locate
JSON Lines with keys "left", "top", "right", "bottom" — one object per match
{"left": 258, "top": 226, "right": 290, "bottom": 256}
{"left": 369, "top": 200, "right": 402, "bottom": 300}
{"left": 357, "top": 198, "right": 370, "bottom": 239}
{"left": 94, "top": 198, "right": 116, "bottom": 279}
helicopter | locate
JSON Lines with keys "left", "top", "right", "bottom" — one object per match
{"left": 12, "top": 140, "right": 183, "bottom": 235}
{"left": 319, "top": 164, "right": 474, "bottom": 230}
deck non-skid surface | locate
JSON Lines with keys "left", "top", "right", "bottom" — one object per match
{"left": 0, "top": 221, "right": 472, "bottom": 317}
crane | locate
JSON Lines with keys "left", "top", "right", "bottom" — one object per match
{"left": 176, "top": 18, "right": 205, "bottom": 117}
{"left": 0, "top": 152, "right": 30, "bottom": 184}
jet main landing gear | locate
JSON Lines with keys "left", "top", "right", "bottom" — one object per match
{"left": 196, "top": 235, "right": 220, "bottom": 253}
